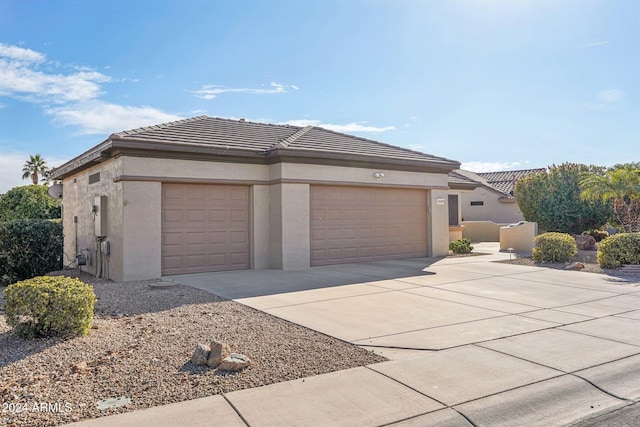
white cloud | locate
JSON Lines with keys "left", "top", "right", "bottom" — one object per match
{"left": 598, "top": 89, "right": 625, "bottom": 103}
{"left": 0, "top": 43, "right": 111, "bottom": 103}
{"left": 461, "top": 161, "right": 527, "bottom": 173}
{"left": 290, "top": 85, "right": 300, "bottom": 90}
{"left": 0, "top": 43, "right": 45, "bottom": 63}
{"left": 0, "top": 60, "right": 110, "bottom": 103}
{"left": 46, "top": 101, "right": 183, "bottom": 134}
{"left": 578, "top": 41, "right": 610, "bottom": 48}
{"left": 0, "top": 43, "right": 180, "bottom": 134}
{"left": 192, "top": 81, "right": 295, "bottom": 100}
{"left": 279, "top": 119, "right": 395, "bottom": 133}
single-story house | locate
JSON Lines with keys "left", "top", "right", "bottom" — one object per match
{"left": 51, "top": 116, "right": 462, "bottom": 282}
{"left": 454, "top": 168, "right": 545, "bottom": 224}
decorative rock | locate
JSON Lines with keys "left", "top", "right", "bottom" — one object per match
{"left": 207, "top": 340, "right": 231, "bottom": 368}
{"left": 564, "top": 262, "right": 585, "bottom": 271}
{"left": 217, "top": 353, "right": 251, "bottom": 371}
{"left": 191, "top": 343, "right": 211, "bottom": 366}
{"left": 574, "top": 234, "right": 597, "bottom": 251}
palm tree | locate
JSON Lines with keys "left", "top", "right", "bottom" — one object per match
{"left": 22, "top": 154, "right": 49, "bottom": 185}
{"left": 580, "top": 166, "right": 640, "bottom": 202}
{"left": 581, "top": 166, "right": 640, "bottom": 232}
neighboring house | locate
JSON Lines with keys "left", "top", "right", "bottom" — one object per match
{"left": 455, "top": 168, "right": 545, "bottom": 224}
{"left": 51, "top": 116, "right": 461, "bottom": 281}
{"left": 447, "top": 171, "right": 481, "bottom": 241}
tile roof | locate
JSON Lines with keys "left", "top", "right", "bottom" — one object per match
{"left": 477, "top": 169, "right": 546, "bottom": 195}
{"left": 108, "top": 116, "right": 459, "bottom": 168}
{"left": 448, "top": 170, "right": 482, "bottom": 189}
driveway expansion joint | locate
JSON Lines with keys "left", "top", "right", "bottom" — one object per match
{"left": 222, "top": 394, "right": 251, "bottom": 427}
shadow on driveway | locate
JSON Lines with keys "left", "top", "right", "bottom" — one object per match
{"left": 165, "top": 257, "right": 441, "bottom": 300}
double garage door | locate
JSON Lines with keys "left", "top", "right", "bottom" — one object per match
{"left": 310, "top": 186, "right": 428, "bottom": 266}
{"left": 161, "top": 184, "right": 428, "bottom": 274}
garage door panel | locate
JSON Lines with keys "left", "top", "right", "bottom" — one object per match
{"left": 163, "top": 209, "right": 183, "bottom": 223}
{"left": 311, "top": 186, "right": 427, "bottom": 266}
{"left": 230, "top": 209, "right": 248, "bottom": 222}
{"left": 209, "top": 210, "right": 227, "bottom": 222}
{"left": 230, "top": 230, "right": 248, "bottom": 244}
{"left": 209, "top": 231, "right": 227, "bottom": 244}
{"left": 186, "top": 254, "right": 207, "bottom": 267}
{"left": 162, "top": 184, "right": 250, "bottom": 275}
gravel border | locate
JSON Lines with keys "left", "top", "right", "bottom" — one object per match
{"left": 1, "top": 271, "right": 385, "bottom": 427}
{"left": 494, "top": 250, "right": 640, "bottom": 280}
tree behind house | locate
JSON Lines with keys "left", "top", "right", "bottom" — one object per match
{"left": 0, "top": 185, "right": 61, "bottom": 222}
{"left": 22, "top": 154, "right": 49, "bottom": 185}
{"left": 580, "top": 164, "right": 640, "bottom": 232}
{"left": 515, "top": 163, "right": 611, "bottom": 234}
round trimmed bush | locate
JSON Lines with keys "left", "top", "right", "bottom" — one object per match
{"left": 597, "top": 232, "right": 640, "bottom": 269}
{"left": 532, "top": 232, "right": 577, "bottom": 262}
{"left": 3, "top": 276, "right": 96, "bottom": 338}
{"left": 449, "top": 238, "right": 473, "bottom": 254}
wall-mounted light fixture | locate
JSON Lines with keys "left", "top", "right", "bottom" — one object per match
{"left": 373, "top": 171, "right": 385, "bottom": 181}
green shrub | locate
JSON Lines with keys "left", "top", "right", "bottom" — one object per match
{"left": 532, "top": 232, "right": 577, "bottom": 262}
{"left": 0, "top": 219, "right": 63, "bottom": 285}
{"left": 0, "top": 185, "right": 61, "bottom": 222}
{"left": 597, "top": 232, "right": 640, "bottom": 269}
{"left": 449, "top": 238, "right": 473, "bottom": 254}
{"left": 4, "top": 276, "right": 96, "bottom": 338}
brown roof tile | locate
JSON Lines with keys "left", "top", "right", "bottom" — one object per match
{"left": 52, "top": 116, "right": 460, "bottom": 179}
{"left": 477, "top": 168, "right": 546, "bottom": 195}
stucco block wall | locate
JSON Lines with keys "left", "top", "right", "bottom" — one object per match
{"left": 461, "top": 187, "right": 524, "bottom": 223}
{"left": 251, "top": 185, "right": 270, "bottom": 269}
{"left": 121, "top": 181, "right": 162, "bottom": 281}
{"left": 61, "top": 159, "right": 124, "bottom": 280}
{"left": 122, "top": 157, "right": 270, "bottom": 182}
{"left": 461, "top": 221, "right": 509, "bottom": 242}
{"left": 268, "top": 183, "right": 311, "bottom": 269}
{"left": 431, "top": 189, "right": 451, "bottom": 256}
{"left": 279, "top": 163, "right": 449, "bottom": 188}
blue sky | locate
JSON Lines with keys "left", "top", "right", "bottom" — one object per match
{"left": 0, "top": 0, "right": 638, "bottom": 193}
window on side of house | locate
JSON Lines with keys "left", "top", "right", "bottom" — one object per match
{"left": 470, "top": 201, "right": 484, "bottom": 206}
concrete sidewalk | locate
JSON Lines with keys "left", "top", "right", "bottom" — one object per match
{"left": 68, "top": 243, "right": 640, "bottom": 426}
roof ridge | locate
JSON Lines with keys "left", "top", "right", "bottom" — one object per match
{"left": 278, "top": 125, "right": 314, "bottom": 147}
{"left": 477, "top": 168, "right": 546, "bottom": 176}
{"left": 301, "top": 125, "right": 460, "bottom": 166}
{"left": 112, "top": 115, "right": 208, "bottom": 138}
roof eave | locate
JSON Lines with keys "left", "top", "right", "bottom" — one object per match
{"left": 51, "top": 137, "right": 461, "bottom": 179}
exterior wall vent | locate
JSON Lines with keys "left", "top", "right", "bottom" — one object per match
{"left": 470, "top": 201, "right": 484, "bottom": 206}
{"left": 89, "top": 172, "right": 101, "bottom": 184}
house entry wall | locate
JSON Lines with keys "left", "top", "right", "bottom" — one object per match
{"left": 161, "top": 183, "right": 250, "bottom": 275}
{"left": 310, "top": 186, "right": 428, "bottom": 266}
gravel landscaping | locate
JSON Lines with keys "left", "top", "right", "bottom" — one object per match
{"left": 0, "top": 271, "right": 385, "bottom": 427}
{"left": 496, "top": 250, "right": 640, "bottom": 279}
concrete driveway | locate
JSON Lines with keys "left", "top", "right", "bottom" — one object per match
{"left": 165, "top": 243, "right": 640, "bottom": 426}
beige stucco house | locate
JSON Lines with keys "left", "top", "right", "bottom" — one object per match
{"left": 451, "top": 168, "right": 544, "bottom": 242}
{"left": 51, "top": 116, "right": 462, "bottom": 282}
{"left": 455, "top": 168, "right": 545, "bottom": 224}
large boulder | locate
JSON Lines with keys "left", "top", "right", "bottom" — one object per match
{"left": 574, "top": 234, "right": 597, "bottom": 251}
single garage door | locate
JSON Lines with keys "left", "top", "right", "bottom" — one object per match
{"left": 162, "top": 183, "right": 250, "bottom": 275}
{"left": 310, "top": 186, "right": 428, "bottom": 266}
